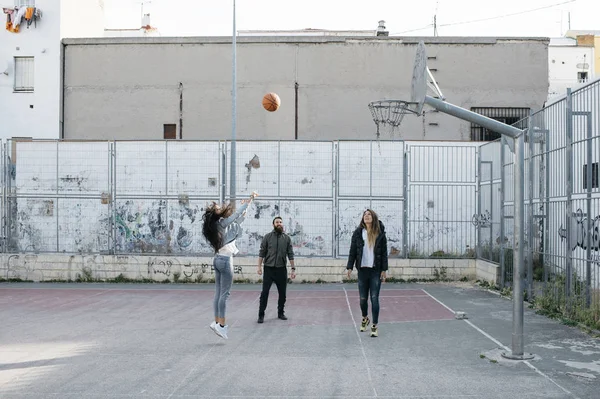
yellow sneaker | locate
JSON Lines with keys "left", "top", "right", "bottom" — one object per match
{"left": 360, "top": 317, "right": 370, "bottom": 332}
{"left": 370, "top": 325, "right": 378, "bottom": 337}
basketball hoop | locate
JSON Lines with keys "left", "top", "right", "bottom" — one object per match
{"left": 368, "top": 100, "right": 419, "bottom": 138}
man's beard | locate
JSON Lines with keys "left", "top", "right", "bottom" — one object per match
{"left": 274, "top": 226, "right": 283, "bottom": 233}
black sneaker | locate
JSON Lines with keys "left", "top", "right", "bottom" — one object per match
{"left": 278, "top": 314, "right": 288, "bottom": 320}
{"left": 257, "top": 315, "right": 264, "bottom": 323}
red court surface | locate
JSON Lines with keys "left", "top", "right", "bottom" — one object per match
{"left": 1, "top": 283, "right": 596, "bottom": 399}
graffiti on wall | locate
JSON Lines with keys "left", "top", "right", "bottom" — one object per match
{"left": 471, "top": 210, "right": 491, "bottom": 228}
{"left": 559, "top": 209, "right": 600, "bottom": 252}
{"left": 115, "top": 200, "right": 205, "bottom": 254}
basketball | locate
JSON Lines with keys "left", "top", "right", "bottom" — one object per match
{"left": 262, "top": 92, "right": 280, "bottom": 112}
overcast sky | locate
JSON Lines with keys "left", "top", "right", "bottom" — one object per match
{"left": 103, "top": 0, "right": 598, "bottom": 37}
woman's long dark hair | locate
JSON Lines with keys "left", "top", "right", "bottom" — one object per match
{"left": 202, "top": 202, "right": 234, "bottom": 253}
{"left": 359, "top": 209, "right": 380, "bottom": 248}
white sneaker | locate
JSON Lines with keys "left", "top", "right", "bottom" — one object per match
{"left": 209, "top": 321, "right": 218, "bottom": 336}
{"left": 214, "top": 324, "right": 228, "bottom": 340}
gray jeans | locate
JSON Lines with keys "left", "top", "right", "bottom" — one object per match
{"left": 213, "top": 255, "right": 234, "bottom": 318}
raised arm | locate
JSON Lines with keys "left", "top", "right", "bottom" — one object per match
{"left": 218, "top": 201, "right": 249, "bottom": 228}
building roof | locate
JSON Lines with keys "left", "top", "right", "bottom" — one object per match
{"left": 565, "top": 30, "right": 600, "bottom": 37}
{"left": 549, "top": 37, "right": 577, "bottom": 46}
{"left": 62, "top": 35, "right": 550, "bottom": 46}
{"left": 238, "top": 28, "right": 378, "bottom": 37}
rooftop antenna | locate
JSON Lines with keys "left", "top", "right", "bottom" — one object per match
{"left": 136, "top": 1, "right": 152, "bottom": 26}
{"left": 433, "top": 1, "right": 439, "bottom": 36}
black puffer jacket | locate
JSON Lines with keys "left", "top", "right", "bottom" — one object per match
{"left": 346, "top": 221, "right": 388, "bottom": 272}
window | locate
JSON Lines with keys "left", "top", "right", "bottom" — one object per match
{"left": 583, "top": 163, "right": 598, "bottom": 190}
{"left": 578, "top": 72, "right": 588, "bottom": 84}
{"left": 470, "top": 107, "right": 530, "bottom": 141}
{"left": 163, "top": 124, "right": 177, "bottom": 139}
{"left": 14, "top": 57, "right": 34, "bottom": 92}
{"left": 15, "top": 0, "right": 35, "bottom": 6}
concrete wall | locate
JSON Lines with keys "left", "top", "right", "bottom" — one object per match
{"left": 62, "top": 36, "right": 549, "bottom": 141}
{"left": 0, "top": 253, "right": 477, "bottom": 283}
{"left": 475, "top": 259, "right": 500, "bottom": 285}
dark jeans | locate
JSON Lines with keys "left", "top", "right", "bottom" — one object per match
{"left": 259, "top": 267, "right": 287, "bottom": 316}
{"left": 357, "top": 267, "right": 382, "bottom": 325}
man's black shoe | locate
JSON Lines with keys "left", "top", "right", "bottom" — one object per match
{"left": 257, "top": 316, "right": 264, "bottom": 323}
{"left": 278, "top": 314, "right": 288, "bottom": 320}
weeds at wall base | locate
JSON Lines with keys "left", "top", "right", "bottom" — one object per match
{"left": 2, "top": 273, "right": 472, "bottom": 285}
{"left": 476, "top": 276, "right": 600, "bottom": 334}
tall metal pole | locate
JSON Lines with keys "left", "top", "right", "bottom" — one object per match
{"left": 423, "top": 95, "right": 533, "bottom": 359}
{"left": 229, "top": 0, "right": 237, "bottom": 205}
{"left": 507, "top": 133, "right": 530, "bottom": 359}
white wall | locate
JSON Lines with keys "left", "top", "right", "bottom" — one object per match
{"left": 548, "top": 41, "right": 595, "bottom": 101}
{"left": 0, "top": 0, "right": 105, "bottom": 142}
{"left": 0, "top": 0, "right": 61, "bottom": 140}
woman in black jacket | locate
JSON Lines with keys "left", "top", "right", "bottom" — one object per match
{"left": 346, "top": 209, "right": 388, "bottom": 337}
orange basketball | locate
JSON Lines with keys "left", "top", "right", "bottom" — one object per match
{"left": 262, "top": 92, "right": 280, "bottom": 112}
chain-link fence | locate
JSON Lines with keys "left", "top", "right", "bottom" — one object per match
{"left": 479, "top": 78, "right": 600, "bottom": 327}
{"left": 1, "top": 139, "right": 479, "bottom": 259}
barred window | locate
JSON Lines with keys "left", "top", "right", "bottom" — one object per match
{"left": 14, "top": 57, "right": 34, "bottom": 92}
{"left": 470, "top": 107, "right": 530, "bottom": 141}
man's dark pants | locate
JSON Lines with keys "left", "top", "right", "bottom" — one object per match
{"left": 259, "top": 266, "right": 287, "bottom": 316}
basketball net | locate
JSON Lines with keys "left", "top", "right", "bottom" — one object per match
{"left": 368, "top": 100, "right": 416, "bottom": 140}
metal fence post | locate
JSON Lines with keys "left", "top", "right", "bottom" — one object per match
{"left": 543, "top": 119, "right": 550, "bottom": 285}
{"left": 499, "top": 137, "right": 506, "bottom": 287}
{"left": 107, "top": 141, "right": 114, "bottom": 254}
{"left": 573, "top": 110, "right": 594, "bottom": 307}
{"left": 333, "top": 141, "right": 338, "bottom": 258}
{"left": 220, "top": 142, "right": 226, "bottom": 204}
{"left": 585, "top": 111, "right": 592, "bottom": 307}
{"left": 112, "top": 141, "right": 117, "bottom": 254}
{"left": 56, "top": 140, "right": 60, "bottom": 252}
{"left": 403, "top": 146, "right": 409, "bottom": 258}
{"left": 476, "top": 148, "right": 482, "bottom": 259}
{"left": 1, "top": 141, "right": 5, "bottom": 253}
{"left": 565, "top": 88, "right": 573, "bottom": 306}
{"left": 527, "top": 114, "right": 534, "bottom": 302}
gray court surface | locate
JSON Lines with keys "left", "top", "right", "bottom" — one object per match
{"left": 1, "top": 282, "right": 598, "bottom": 398}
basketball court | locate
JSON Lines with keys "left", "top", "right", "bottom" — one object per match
{"left": 1, "top": 282, "right": 598, "bottom": 398}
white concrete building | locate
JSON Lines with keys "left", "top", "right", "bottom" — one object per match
{"left": 548, "top": 36, "right": 595, "bottom": 101}
{"left": 0, "top": 0, "right": 104, "bottom": 141}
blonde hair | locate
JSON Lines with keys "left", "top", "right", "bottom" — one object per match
{"left": 360, "top": 209, "right": 380, "bottom": 248}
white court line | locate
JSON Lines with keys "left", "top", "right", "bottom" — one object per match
{"left": 420, "top": 289, "right": 580, "bottom": 399}
{"left": 343, "top": 286, "right": 378, "bottom": 398}
{"left": 287, "top": 295, "right": 428, "bottom": 300}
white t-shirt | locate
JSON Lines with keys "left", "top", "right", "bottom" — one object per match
{"left": 218, "top": 240, "right": 239, "bottom": 256}
{"left": 361, "top": 229, "right": 374, "bottom": 268}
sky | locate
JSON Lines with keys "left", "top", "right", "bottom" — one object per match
{"left": 103, "top": 0, "right": 599, "bottom": 37}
